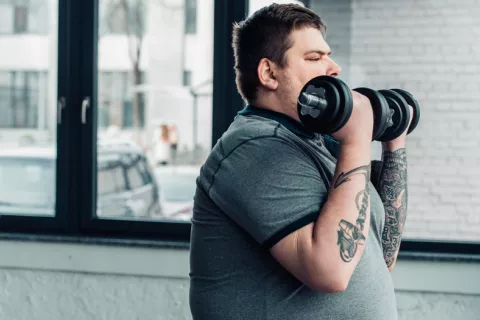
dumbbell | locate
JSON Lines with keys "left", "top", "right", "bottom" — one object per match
{"left": 372, "top": 88, "right": 421, "bottom": 141}
{"left": 297, "top": 75, "right": 420, "bottom": 141}
{"left": 387, "top": 88, "right": 420, "bottom": 135}
{"left": 297, "top": 76, "right": 395, "bottom": 141}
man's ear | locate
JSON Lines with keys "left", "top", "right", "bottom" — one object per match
{"left": 257, "top": 58, "right": 278, "bottom": 90}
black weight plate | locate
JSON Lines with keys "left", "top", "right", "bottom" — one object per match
{"left": 376, "top": 92, "right": 391, "bottom": 139}
{"left": 353, "top": 87, "right": 390, "bottom": 141}
{"left": 391, "top": 88, "right": 420, "bottom": 134}
{"left": 328, "top": 77, "right": 353, "bottom": 133}
{"left": 378, "top": 98, "right": 402, "bottom": 141}
{"left": 304, "top": 77, "right": 342, "bottom": 128}
{"left": 378, "top": 90, "right": 410, "bottom": 141}
{"left": 297, "top": 76, "right": 340, "bottom": 133}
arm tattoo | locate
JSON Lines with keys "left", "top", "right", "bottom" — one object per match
{"left": 378, "top": 148, "right": 408, "bottom": 267}
{"left": 334, "top": 165, "right": 371, "bottom": 263}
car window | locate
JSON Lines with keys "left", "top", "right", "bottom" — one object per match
{"left": 98, "top": 165, "right": 127, "bottom": 195}
{"left": 98, "top": 155, "right": 127, "bottom": 195}
{"left": 0, "top": 158, "right": 55, "bottom": 209}
{"left": 98, "top": 170, "right": 116, "bottom": 195}
{"left": 112, "top": 166, "right": 127, "bottom": 192}
{"left": 127, "top": 164, "right": 145, "bottom": 189}
{"left": 136, "top": 158, "right": 153, "bottom": 184}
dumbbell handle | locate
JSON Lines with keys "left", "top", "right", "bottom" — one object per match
{"left": 298, "top": 92, "right": 328, "bottom": 118}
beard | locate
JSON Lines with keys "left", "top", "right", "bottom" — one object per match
{"left": 277, "top": 72, "right": 302, "bottom": 117}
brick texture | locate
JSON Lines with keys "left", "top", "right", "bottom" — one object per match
{"left": 311, "top": 0, "right": 480, "bottom": 242}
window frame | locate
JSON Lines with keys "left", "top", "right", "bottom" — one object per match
{"left": 75, "top": 0, "right": 249, "bottom": 242}
{"left": 0, "top": 0, "right": 72, "bottom": 234}
{"left": 0, "top": 0, "right": 478, "bottom": 259}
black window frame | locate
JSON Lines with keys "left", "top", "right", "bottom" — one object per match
{"left": 0, "top": 0, "right": 477, "bottom": 260}
{"left": 0, "top": 0, "right": 72, "bottom": 234}
{"left": 77, "top": 0, "right": 249, "bottom": 242}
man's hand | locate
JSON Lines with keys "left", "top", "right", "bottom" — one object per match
{"left": 383, "top": 104, "right": 414, "bottom": 151}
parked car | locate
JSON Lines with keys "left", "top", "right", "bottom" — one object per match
{"left": 0, "top": 141, "right": 163, "bottom": 219}
{"left": 96, "top": 140, "right": 163, "bottom": 219}
{"left": 155, "top": 165, "right": 199, "bottom": 221}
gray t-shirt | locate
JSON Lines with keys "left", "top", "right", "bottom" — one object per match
{"left": 189, "top": 106, "right": 398, "bottom": 320}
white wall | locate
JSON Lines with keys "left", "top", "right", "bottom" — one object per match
{"left": 348, "top": 0, "right": 480, "bottom": 242}
{"left": 311, "top": 0, "right": 480, "bottom": 242}
{"left": 0, "top": 239, "right": 479, "bottom": 320}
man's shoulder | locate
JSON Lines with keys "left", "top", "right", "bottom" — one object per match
{"left": 219, "top": 114, "right": 296, "bottom": 155}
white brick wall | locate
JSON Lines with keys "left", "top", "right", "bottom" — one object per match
{"left": 311, "top": 0, "right": 480, "bottom": 242}
{"left": 310, "top": 0, "right": 353, "bottom": 83}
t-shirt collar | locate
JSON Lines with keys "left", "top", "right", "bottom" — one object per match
{"left": 237, "top": 105, "right": 315, "bottom": 139}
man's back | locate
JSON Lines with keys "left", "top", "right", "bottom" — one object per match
{"left": 189, "top": 107, "right": 397, "bottom": 320}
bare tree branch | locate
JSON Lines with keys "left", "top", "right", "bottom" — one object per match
{"left": 102, "top": 0, "right": 183, "bottom": 135}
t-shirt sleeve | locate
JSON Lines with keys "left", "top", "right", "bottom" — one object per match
{"left": 206, "top": 136, "right": 329, "bottom": 249}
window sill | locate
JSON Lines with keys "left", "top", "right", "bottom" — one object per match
{"left": 0, "top": 232, "right": 190, "bottom": 250}
{"left": 0, "top": 233, "right": 190, "bottom": 279}
{"left": 0, "top": 233, "right": 479, "bottom": 295}
{"left": 398, "top": 251, "right": 480, "bottom": 264}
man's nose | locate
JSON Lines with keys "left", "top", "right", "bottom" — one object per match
{"left": 327, "top": 59, "right": 342, "bottom": 77}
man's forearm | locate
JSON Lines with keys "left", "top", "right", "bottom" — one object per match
{"left": 378, "top": 142, "right": 408, "bottom": 268}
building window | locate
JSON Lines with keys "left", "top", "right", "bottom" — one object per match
{"left": 0, "top": 71, "right": 42, "bottom": 129}
{"left": 13, "top": 6, "right": 28, "bottom": 34}
{"left": 183, "top": 70, "right": 192, "bottom": 87}
{"left": 102, "top": 0, "right": 146, "bottom": 36}
{"left": 184, "top": 0, "right": 196, "bottom": 34}
{"left": 98, "top": 71, "right": 146, "bottom": 129}
{"left": 122, "top": 95, "right": 145, "bottom": 128}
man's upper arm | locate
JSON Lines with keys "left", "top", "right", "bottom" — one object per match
{"left": 206, "top": 136, "right": 328, "bottom": 249}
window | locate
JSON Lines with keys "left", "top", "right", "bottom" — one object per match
{"left": 0, "top": 4, "right": 14, "bottom": 33}
{"left": 0, "top": 1, "right": 48, "bottom": 35}
{"left": 98, "top": 71, "right": 146, "bottom": 129}
{"left": 0, "top": 1, "right": 57, "bottom": 224}
{"left": 13, "top": 6, "right": 28, "bottom": 33}
{"left": 183, "top": 70, "right": 192, "bottom": 87}
{"left": 126, "top": 162, "right": 144, "bottom": 189}
{"left": 0, "top": 158, "right": 55, "bottom": 216}
{"left": 0, "top": 71, "right": 44, "bottom": 129}
{"left": 95, "top": 0, "right": 214, "bottom": 226}
{"left": 135, "top": 156, "right": 153, "bottom": 184}
{"left": 98, "top": 155, "right": 127, "bottom": 195}
{"left": 184, "top": 0, "right": 196, "bottom": 34}
{"left": 101, "top": 0, "right": 146, "bottom": 36}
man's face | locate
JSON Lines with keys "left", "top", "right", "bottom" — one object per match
{"left": 275, "top": 27, "right": 341, "bottom": 118}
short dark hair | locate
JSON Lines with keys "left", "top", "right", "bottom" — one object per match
{"left": 232, "top": 3, "right": 326, "bottom": 103}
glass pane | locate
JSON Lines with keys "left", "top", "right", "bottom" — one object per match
{"left": 96, "top": 0, "right": 212, "bottom": 221}
{"left": 0, "top": 0, "right": 57, "bottom": 217}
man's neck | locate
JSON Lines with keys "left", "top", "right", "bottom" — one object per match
{"left": 250, "top": 96, "right": 300, "bottom": 123}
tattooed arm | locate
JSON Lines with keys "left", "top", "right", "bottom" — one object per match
{"left": 378, "top": 141, "right": 408, "bottom": 271}
{"left": 270, "top": 142, "right": 373, "bottom": 292}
